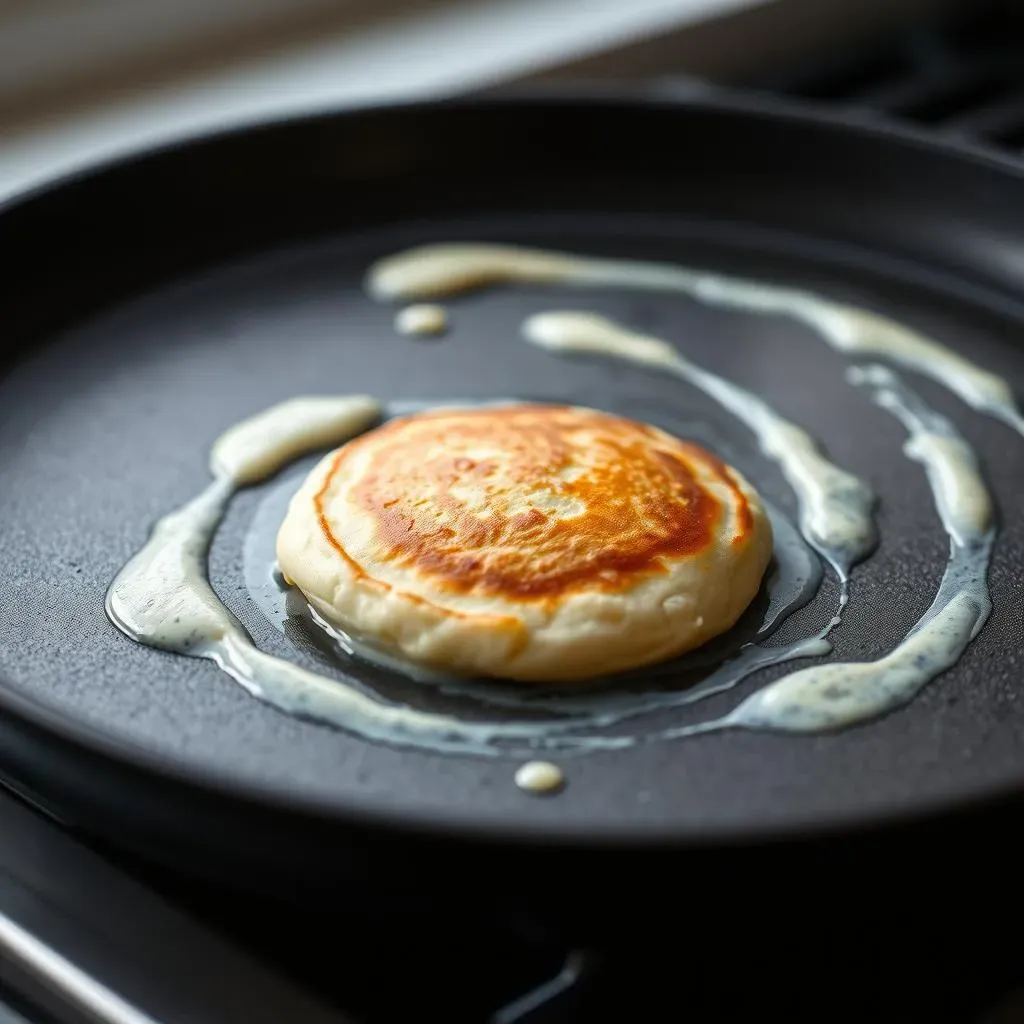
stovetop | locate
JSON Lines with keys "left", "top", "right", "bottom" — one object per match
{"left": 5, "top": 5, "right": 1024, "bottom": 1023}
{"left": 3, "top": 777, "right": 1024, "bottom": 1024}
{"left": 729, "top": 0, "right": 1024, "bottom": 151}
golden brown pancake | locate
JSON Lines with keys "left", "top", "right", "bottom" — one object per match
{"left": 276, "top": 404, "right": 772, "bottom": 681}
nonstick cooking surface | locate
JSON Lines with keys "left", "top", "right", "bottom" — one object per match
{"left": 1, "top": 97, "right": 1024, "bottom": 843}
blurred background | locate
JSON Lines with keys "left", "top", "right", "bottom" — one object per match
{"left": 4, "top": 2, "right": 1024, "bottom": 1022}
{"left": 2, "top": 0, "right": 1022, "bottom": 197}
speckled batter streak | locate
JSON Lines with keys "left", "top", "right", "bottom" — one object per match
{"left": 105, "top": 241, "right": 1015, "bottom": 769}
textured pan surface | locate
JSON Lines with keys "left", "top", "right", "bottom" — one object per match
{"left": 1, "top": 96, "right": 1024, "bottom": 845}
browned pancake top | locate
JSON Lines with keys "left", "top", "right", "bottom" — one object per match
{"left": 316, "top": 404, "right": 753, "bottom": 600}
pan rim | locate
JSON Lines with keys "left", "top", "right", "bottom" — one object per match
{"left": 3, "top": 88, "right": 1024, "bottom": 849}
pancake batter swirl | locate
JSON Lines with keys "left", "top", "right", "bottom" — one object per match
{"left": 104, "top": 239, "right": 1021, "bottom": 769}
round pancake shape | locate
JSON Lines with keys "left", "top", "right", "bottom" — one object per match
{"left": 276, "top": 404, "right": 773, "bottom": 682}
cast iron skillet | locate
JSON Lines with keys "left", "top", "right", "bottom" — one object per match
{"left": 2, "top": 92, "right": 1024, "bottom": 943}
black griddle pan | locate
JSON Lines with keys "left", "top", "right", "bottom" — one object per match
{"left": 2, "top": 92, "right": 1024, "bottom": 944}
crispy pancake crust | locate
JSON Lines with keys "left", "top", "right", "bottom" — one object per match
{"left": 277, "top": 404, "right": 772, "bottom": 681}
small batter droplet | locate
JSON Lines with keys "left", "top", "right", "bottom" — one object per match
{"left": 395, "top": 304, "right": 448, "bottom": 337}
{"left": 514, "top": 760, "right": 565, "bottom": 795}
